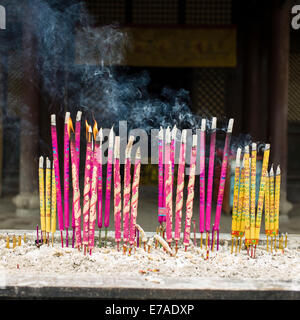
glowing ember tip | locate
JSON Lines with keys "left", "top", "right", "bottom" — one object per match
{"left": 93, "top": 120, "right": 98, "bottom": 140}
{"left": 68, "top": 117, "right": 74, "bottom": 137}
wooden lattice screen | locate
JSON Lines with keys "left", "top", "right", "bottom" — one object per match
{"left": 288, "top": 53, "right": 300, "bottom": 121}
{"left": 193, "top": 68, "right": 227, "bottom": 117}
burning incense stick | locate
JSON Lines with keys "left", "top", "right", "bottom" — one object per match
{"left": 70, "top": 128, "right": 82, "bottom": 249}
{"left": 205, "top": 117, "right": 217, "bottom": 242}
{"left": 165, "top": 128, "right": 173, "bottom": 245}
{"left": 38, "top": 156, "right": 46, "bottom": 243}
{"left": 243, "top": 146, "right": 251, "bottom": 249}
{"left": 158, "top": 127, "right": 165, "bottom": 224}
{"left": 236, "top": 157, "right": 245, "bottom": 251}
{"left": 45, "top": 157, "right": 51, "bottom": 244}
{"left": 129, "top": 147, "right": 141, "bottom": 246}
{"left": 88, "top": 131, "right": 101, "bottom": 254}
{"left": 214, "top": 118, "right": 234, "bottom": 250}
{"left": 171, "top": 125, "right": 177, "bottom": 184}
{"left": 269, "top": 165, "right": 275, "bottom": 250}
{"left": 199, "top": 119, "right": 206, "bottom": 248}
{"left": 51, "top": 162, "right": 56, "bottom": 246}
{"left": 123, "top": 135, "right": 134, "bottom": 245}
{"left": 264, "top": 171, "right": 270, "bottom": 250}
{"left": 82, "top": 124, "right": 92, "bottom": 252}
{"left": 183, "top": 135, "right": 197, "bottom": 250}
{"left": 64, "top": 112, "right": 71, "bottom": 246}
{"left": 275, "top": 166, "right": 281, "bottom": 237}
{"left": 114, "top": 136, "right": 121, "bottom": 249}
{"left": 104, "top": 127, "right": 114, "bottom": 241}
{"left": 174, "top": 130, "right": 187, "bottom": 247}
{"left": 51, "top": 114, "right": 64, "bottom": 247}
{"left": 254, "top": 144, "right": 270, "bottom": 244}
{"left": 164, "top": 127, "right": 171, "bottom": 222}
{"left": 250, "top": 143, "right": 257, "bottom": 246}
{"left": 97, "top": 128, "right": 103, "bottom": 247}
{"left": 72, "top": 111, "right": 82, "bottom": 248}
{"left": 231, "top": 148, "right": 241, "bottom": 252}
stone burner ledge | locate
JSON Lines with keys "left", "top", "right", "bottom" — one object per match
{"left": 0, "top": 230, "right": 300, "bottom": 300}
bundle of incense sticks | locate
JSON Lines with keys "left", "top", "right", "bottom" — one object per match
{"left": 230, "top": 143, "right": 282, "bottom": 257}
{"left": 41, "top": 112, "right": 286, "bottom": 257}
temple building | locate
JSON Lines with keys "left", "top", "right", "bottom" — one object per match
{"left": 0, "top": 0, "right": 297, "bottom": 220}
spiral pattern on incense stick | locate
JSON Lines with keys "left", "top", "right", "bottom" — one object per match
{"left": 129, "top": 160, "right": 141, "bottom": 245}
{"left": 165, "top": 162, "right": 173, "bottom": 242}
{"left": 243, "top": 154, "right": 251, "bottom": 244}
{"left": 255, "top": 148, "right": 270, "bottom": 239}
{"left": 82, "top": 169, "right": 91, "bottom": 245}
{"left": 250, "top": 150, "right": 256, "bottom": 241}
{"left": 123, "top": 158, "right": 131, "bottom": 242}
{"left": 46, "top": 167, "right": 51, "bottom": 233}
{"left": 183, "top": 147, "right": 196, "bottom": 246}
{"left": 231, "top": 166, "right": 240, "bottom": 235}
{"left": 114, "top": 158, "right": 121, "bottom": 242}
{"left": 71, "top": 161, "right": 81, "bottom": 247}
{"left": 88, "top": 161, "right": 98, "bottom": 250}
{"left": 236, "top": 168, "right": 245, "bottom": 235}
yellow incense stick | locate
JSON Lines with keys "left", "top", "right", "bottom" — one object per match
{"left": 39, "top": 156, "right": 46, "bottom": 242}
{"left": 274, "top": 166, "right": 281, "bottom": 237}
{"left": 264, "top": 171, "right": 270, "bottom": 236}
{"left": 12, "top": 235, "right": 16, "bottom": 249}
{"left": 269, "top": 165, "right": 275, "bottom": 239}
{"left": 51, "top": 162, "right": 57, "bottom": 242}
{"left": 231, "top": 148, "right": 241, "bottom": 246}
{"left": 242, "top": 146, "right": 251, "bottom": 247}
{"left": 250, "top": 143, "right": 257, "bottom": 244}
{"left": 18, "top": 235, "right": 21, "bottom": 246}
{"left": 6, "top": 236, "right": 9, "bottom": 249}
{"left": 236, "top": 158, "right": 245, "bottom": 239}
{"left": 254, "top": 144, "right": 270, "bottom": 244}
{"left": 23, "top": 233, "right": 26, "bottom": 243}
{"left": 45, "top": 158, "right": 51, "bottom": 240}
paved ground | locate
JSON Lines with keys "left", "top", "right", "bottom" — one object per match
{"left": 0, "top": 186, "right": 299, "bottom": 234}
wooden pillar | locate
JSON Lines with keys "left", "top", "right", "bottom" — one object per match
{"left": 12, "top": 1, "right": 39, "bottom": 215}
{"left": 268, "top": 0, "right": 292, "bottom": 216}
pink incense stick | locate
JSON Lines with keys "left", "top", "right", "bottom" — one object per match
{"left": 214, "top": 118, "right": 234, "bottom": 249}
{"left": 114, "top": 136, "right": 121, "bottom": 245}
{"left": 205, "top": 117, "right": 217, "bottom": 234}
{"left": 199, "top": 119, "right": 206, "bottom": 235}
{"left": 170, "top": 125, "right": 177, "bottom": 181}
{"left": 88, "top": 132, "right": 100, "bottom": 253}
{"left": 183, "top": 135, "right": 197, "bottom": 248}
{"left": 158, "top": 127, "right": 165, "bottom": 224}
{"left": 165, "top": 128, "right": 173, "bottom": 244}
{"left": 104, "top": 127, "right": 114, "bottom": 232}
{"left": 129, "top": 147, "right": 141, "bottom": 246}
{"left": 123, "top": 135, "right": 135, "bottom": 244}
{"left": 72, "top": 111, "right": 82, "bottom": 248}
{"left": 97, "top": 128, "right": 103, "bottom": 235}
{"left": 163, "top": 127, "right": 171, "bottom": 222}
{"left": 64, "top": 112, "right": 70, "bottom": 247}
{"left": 70, "top": 132, "right": 82, "bottom": 248}
{"left": 82, "top": 125, "right": 92, "bottom": 250}
{"left": 174, "top": 130, "right": 187, "bottom": 242}
{"left": 50, "top": 114, "right": 64, "bottom": 247}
